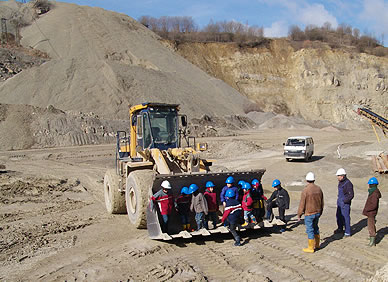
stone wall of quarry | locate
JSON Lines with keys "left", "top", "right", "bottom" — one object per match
{"left": 174, "top": 39, "right": 388, "bottom": 124}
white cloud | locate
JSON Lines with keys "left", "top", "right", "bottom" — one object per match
{"left": 258, "top": 0, "right": 339, "bottom": 34}
{"left": 360, "top": 0, "right": 388, "bottom": 36}
{"left": 264, "top": 21, "right": 288, "bottom": 37}
{"left": 299, "top": 3, "right": 338, "bottom": 28}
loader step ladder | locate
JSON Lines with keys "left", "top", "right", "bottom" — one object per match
{"left": 357, "top": 108, "right": 388, "bottom": 142}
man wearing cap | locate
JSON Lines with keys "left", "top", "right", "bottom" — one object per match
{"left": 335, "top": 168, "right": 354, "bottom": 237}
{"left": 297, "top": 172, "right": 324, "bottom": 253}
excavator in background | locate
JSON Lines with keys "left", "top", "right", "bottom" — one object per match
{"left": 104, "top": 103, "right": 266, "bottom": 240}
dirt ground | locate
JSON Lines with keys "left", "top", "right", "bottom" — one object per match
{"left": 0, "top": 128, "right": 387, "bottom": 281}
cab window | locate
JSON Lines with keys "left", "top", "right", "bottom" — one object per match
{"left": 149, "top": 112, "right": 178, "bottom": 144}
{"left": 143, "top": 113, "right": 152, "bottom": 148}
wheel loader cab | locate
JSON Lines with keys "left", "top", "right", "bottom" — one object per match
{"left": 131, "top": 104, "right": 180, "bottom": 154}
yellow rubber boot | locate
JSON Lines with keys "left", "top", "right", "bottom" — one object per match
{"left": 241, "top": 220, "right": 249, "bottom": 227}
{"left": 303, "top": 239, "right": 315, "bottom": 253}
{"left": 314, "top": 234, "right": 320, "bottom": 249}
{"left": 182, "top": 224, "right": 186, "bottom": 231}
{"left": 187, "top": 223, "right": 191, "bottom": 231}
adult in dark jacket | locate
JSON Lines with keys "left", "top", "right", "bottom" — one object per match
{"left": 334, "top": 168, "right": 354, "bottom": 237}
{"left": 362, "top": 177, "right": 382, "bottom": 247}
{"left": 266, "top": 179, "right": 290, "bottom": 232}
{"left": 222, "top": 189, "right": 243, "bottom": 246}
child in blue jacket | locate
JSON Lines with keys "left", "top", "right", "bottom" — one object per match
{"left": 222, "top": 189, "right": 243, "bottom": 246}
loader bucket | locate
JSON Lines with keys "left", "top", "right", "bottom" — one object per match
{"left": 147, "top": 169, "right": 265, "bottom": 240}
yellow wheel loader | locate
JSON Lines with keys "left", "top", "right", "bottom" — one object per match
{"left": 104, "top": 103, "right": 265, "bottom": 240}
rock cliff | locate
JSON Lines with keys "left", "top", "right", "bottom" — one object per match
{"left": 175, "top": 40, "right": 388, "bottom": 124}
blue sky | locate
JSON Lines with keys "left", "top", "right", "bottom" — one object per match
{"left": 60, "top": 0, "right": 387, "bottom": 44}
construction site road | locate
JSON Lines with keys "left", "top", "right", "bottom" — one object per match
{"left": 0, "top": 128, "right": 387, "bottom": 281}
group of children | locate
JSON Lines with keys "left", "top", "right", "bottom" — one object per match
{"left": 152, "top": 176, "right": 273, "bottom": 246}
{"left": 152, "top": 172, "right": 382, "bottom": 249}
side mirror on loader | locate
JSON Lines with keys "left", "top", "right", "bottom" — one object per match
{"left": 181, "top": 115, "right": 187, "bottom": 127}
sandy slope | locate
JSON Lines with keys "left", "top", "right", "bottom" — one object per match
{"left": 0, "top": 2, "right": 250, "bottom": 119}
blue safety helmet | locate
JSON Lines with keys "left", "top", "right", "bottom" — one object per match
{"left": 272, "top": 179, "right": 281, "bottom": 187}
{"left": 368, "top": 177, "right": 379, "bottom": 185}
{"left": 243, "top": 182, "right": 252, "bottom": 190}
{"left": 181, "top": 186, "right": 189, "bottom": 195}
{"left": 252, "top": 179, "right": 260, "bottom": 186}
{"left": 206, "top": 181, "right": 215, "bottom": 188}
{"left": 238, "top": 180, "right": 245, "bottom": 188}
{"left": 225, "top": 176, "right": 235, "bottom": 184}
{"left": 189, "top": 184, "right": 199, "bottom": 194}
{"left": 225, "top": 188, "right": 235, "bottom": 198}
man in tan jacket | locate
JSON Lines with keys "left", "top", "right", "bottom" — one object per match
{"left": 297, "top": 172, "right": 324, "bottom": 253}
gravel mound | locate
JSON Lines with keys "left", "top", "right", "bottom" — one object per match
{"left": 0, "top": 103, "right": 129, "bottom": 150}
{"left": 245, "top": 111, "right": 276, "bottom": 126}
{"left": 203, "top": 139, "right": 262, "bottom": 160}
{"left": 0, "top": 2, "right": 250, "bottom": 120}
{"left": 258, "top": 114, "right": 315, "bottom": 130}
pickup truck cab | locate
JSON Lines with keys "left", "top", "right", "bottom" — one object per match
{"left": 283, "top": 136, "right": 314, "bottom": 161}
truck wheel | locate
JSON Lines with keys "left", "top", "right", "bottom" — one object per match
{"left": 104, "top": 169, "right": 126, "bottom": 214}
{"left": 126, "top": 169, "right": 155, "bottom": 229}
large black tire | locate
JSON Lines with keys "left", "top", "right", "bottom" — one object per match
{"left": 104, "top": 169, "right": 126, "bottom": 214}
{"left": 125, "top": 169, "right": 155, "bottom": 229}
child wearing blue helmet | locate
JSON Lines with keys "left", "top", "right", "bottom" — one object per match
{"left": 220, "top": 176, "right": 239, "bottom": 207}
{"left": 251, "top": 178, "right": 265, "bottom": 221}
{"left": 189, "top": 184, "right": 208, "bottom": 230}
{"left": 266, "top": 179, "right": 290, "bottom": 232}
{"left": 241, "top": 182, "right": 257, "bottom": 227}
{"left": 221, "top": 188, "right": 243, "bottom": 246}
{"left": 204, "top": 181, "right": 219, "bottom": 229}
{"left": 175, "top": 186, "right": 191, "bottom": 231}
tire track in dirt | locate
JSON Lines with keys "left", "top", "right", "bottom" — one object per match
{"left": 145, "top": 260, "right": 207, "bottom": 282}
{"left": 124, "top": 243, "right": 177, "bottom": 259}
{"left": 114, "top": 241, "right": 208, "bottom": 281}
{"left": 277, "top": 228, "right": 387, "bottom": 281}
{"left": 250, "top": 236, "right": 343, "bottom": 282}
{"left": 251, "top": 229, "right": 357, "bottom": 282}
{"left": 210, "top": 242, "right": 303, "bottom": 282}
{"left": 184, "top": 242, "right": 269, "bottom": 282}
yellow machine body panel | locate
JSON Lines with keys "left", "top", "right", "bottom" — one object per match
{"left": 107, "top": 102, "right": 267, "bottom": 240}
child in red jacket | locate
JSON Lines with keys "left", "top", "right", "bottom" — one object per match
{"left": 204, "top": 181, "right": 219, "bottom": 229}
{"left": 241, "top": 182, "right": 257, "bottom": 227}
{"left": 175, "top": 186, "right": 192, "bottom": 231}
{"left": 151, "top": 180, "right": 174, "bottom": 233}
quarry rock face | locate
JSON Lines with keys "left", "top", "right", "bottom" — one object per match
{"left": 176, "top": 40, "right": 388, "bottom": 124}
